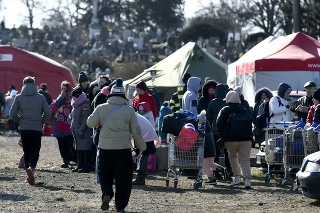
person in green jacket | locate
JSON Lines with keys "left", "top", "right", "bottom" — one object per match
{"left": 87, "top": 78, "right": 146, "bottom": 212}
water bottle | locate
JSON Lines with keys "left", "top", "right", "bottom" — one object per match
{"left": 197, "top": 146, "right": 203, "bottom": 166}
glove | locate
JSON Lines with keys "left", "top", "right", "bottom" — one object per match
{"left": 60, "top": 91, "right": 67, "bottom": 99}
{"left": 79, "top": 132, "right": 85, "bottom": 139}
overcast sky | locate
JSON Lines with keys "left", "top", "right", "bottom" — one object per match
{"left": 1, "top": 0, "right": 217, "bottom": 29}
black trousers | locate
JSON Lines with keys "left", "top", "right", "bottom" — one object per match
{"left": 8, "top": 119, "right": 19, "bottom": 132}
{"left": 214, "top": 136, "right": 231, "bottom": 170}
{"left": 56, "top": 136, "right": 74, "bottom": 164}
{"left": 98, "top": 148, "right": 133, "bottom": 210}
{"left": 20, "top": 130, "right": 42, "bottom": 169}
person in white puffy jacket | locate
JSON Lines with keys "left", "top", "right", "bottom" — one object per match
{"left": 132, "top": 112, "right": 158, "bottom": 185}
{"left": 269, "top": 83, "right": 292, "bottom": 128}
{"left": 137, "top": 102, "right": 155, "bottom": 128}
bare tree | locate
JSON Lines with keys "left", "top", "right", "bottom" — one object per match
{"left": 20, "top": 0, "right": 44, "bottom": 30}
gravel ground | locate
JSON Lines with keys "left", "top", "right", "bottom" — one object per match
{"left": 0, "top": 134, "right": 320, "bottom": 212}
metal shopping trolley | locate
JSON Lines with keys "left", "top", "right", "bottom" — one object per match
{"left": 290, "top": 129, "right": 320, "bottom": 191}
{"left": 282, "top": 129, "right": 305, "bottom": 185}
{"left": 264, "top": 127, "right": 285, "bottom": 183}
{"left": 165, "top": 133, "right": 205, "bottom": 189}
{"left": 303, "top": 130, "right": 320, "bottom": 156}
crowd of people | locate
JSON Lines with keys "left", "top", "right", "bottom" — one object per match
{"left": 2, "top": 70, "right": 319, "bottom": 212}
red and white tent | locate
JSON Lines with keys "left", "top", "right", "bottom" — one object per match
{"left": 228, "top": 32, "right": 320, "bottom": 106}
{"left": 0, "top": 45, "right": 76, "bottom": 98}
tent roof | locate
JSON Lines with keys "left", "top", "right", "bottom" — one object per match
{"left": 0, "top": 45, "right": 76, "bottom": 98}
{"left": 237, "top": 32, "right": 320, "bottom": 74}
{"left": 124, "top": 42, "right": 227, "bottom": 87}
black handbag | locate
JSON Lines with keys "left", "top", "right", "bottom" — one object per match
{"left": 92, "top": 105, "right": 121, "bottom": 146}
{"left": 92, "top": 127, "right": 101, "bottom": 146}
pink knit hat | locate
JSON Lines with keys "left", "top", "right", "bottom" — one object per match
{"left": 101, "top": 86, "right": 111, "bottom": 96}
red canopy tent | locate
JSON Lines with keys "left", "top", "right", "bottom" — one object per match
{"left": 0, "top": 45, "right": 76, "bottom": 98}
{"left": 237, "top": 32, "right": 320, "bottom": 74}
{"left": 228, "top": 32, "right": 320, "bottom": 106}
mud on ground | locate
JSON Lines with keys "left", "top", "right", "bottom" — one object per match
{"left": 0, "top": 135, "right": 320, "bottom": 212}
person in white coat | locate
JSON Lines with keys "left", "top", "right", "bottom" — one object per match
{"left": 132, "top": 112, "right": 158, "bottom": 185}
{"left": 269, "top": 83, "right": 292, "bottom": 128}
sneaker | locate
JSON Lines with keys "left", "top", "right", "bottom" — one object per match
{"left": 245, "top": 179, "right": 252, "bottom": 189}
{"left": 26, "top": 167, "right": 35, "bottom": 185}
{"left": 101, "top": 195, "right": 110, "bottom": 211}
{"left": 60, "top": 163, "right": 69, "bottom": 168}
{"left": 8, "top": 130, "right": 13, "bottom": 136}
{"left": 230, "top": 176, "right": 242, "bottom": 186}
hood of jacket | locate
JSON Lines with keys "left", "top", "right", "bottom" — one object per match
{"left": 201, "top": 80, "right": 218, "bottom": 98}
{"left": 187, "top": 77, "right": 201, "bottom": 94}
{"left": 277, "top": 83, "right": 291, "bottom": 98}
{"left": 20, "top": 83, "right": 38, "bottom": 96}
{"left": 254, "top": 87, "right": 273, "bottom": 103}
{"left": 137, "top": 102, "right": 150, "bottom": 112}
{"left": 107, "top": 95, "right": 128, "bottom": 105}
{"left": 215, "top": 84, "right": 229, "bottom": 99}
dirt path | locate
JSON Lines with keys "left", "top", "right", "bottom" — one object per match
{"left": 0, "top": 135, "right": 319, "bottom": 212}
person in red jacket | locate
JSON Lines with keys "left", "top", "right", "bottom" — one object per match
{"left": 132, "top": 80, "right": 157, "bottom": 120}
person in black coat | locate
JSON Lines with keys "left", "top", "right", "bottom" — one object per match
{"left": 197, "top": 80, "right": 218, "bottom": 114}
{"left": 233, "top": 86, "right": 251, "bottom": 113}
{"left": 206, "top": 83, "right": 231, "bottom": 179}
{"left": 252, "top": 87, "right": 273, "bottom": 147}
{"left": 217, "top": 91, "right": 253, "bottom": 189}
{"left": 38, "top": 83, "right": 53, "bottom": 105}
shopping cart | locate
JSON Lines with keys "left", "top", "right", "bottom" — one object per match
{"left": 165, "top": 133, "right": 205, "bottom": 189}
{"left": 264, "top": 127, "right": 285, "bottom": 183}
{"left": 282, "top": 129, "right": 305, "bottom": 185}
{"left": 303, "top": 130, "right": 320, "bottom": 156}
{"left": 291, "top": 129, "right": 320, "bottom": 191}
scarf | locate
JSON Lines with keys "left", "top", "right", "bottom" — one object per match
{"left": 208, "top": 94, "right": 215, "bottom": 100}
{"left": 71, "top": 93, "right": 87, "bottom": 108}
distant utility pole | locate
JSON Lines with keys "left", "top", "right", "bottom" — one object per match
{"left": 293, "top": 0, "right": 301, "bottom": 32}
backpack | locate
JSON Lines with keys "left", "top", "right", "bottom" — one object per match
{"left": 256, "top": 96, "right": 281, "bottom": 129}
{"left": 228, "top": 106, "right": 253, "bottom": 138}
{"left": 175, "top": 124, "right": 199, "bottom": 151}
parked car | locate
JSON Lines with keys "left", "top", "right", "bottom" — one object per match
{"left": 256, "top": 90, "right": 306, "bottom": 170}
{"left": 296, "top": 151, "right": 320, "bottom": 200}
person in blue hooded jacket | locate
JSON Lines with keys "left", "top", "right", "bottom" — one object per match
{"left": 181, "top": 77, "right": 201, "bottom": 115}
{"left": 158, "top": 101, "right": 172, "bottom": 143}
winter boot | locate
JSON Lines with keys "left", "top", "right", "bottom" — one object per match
{"left": 216, "top": 165, "right": 229, "bottom": 180}
{"left": 204, "top": 174, "right": 217, "bottom": 185}
{"left": 132, "top": 175, "right": 145, "bottom": 185}
{"left": 72, "top": 151, "right": 83, "bottom": 172}
{"left": 78, "top": 150, "right": 90, "bottom": 173}
{"left": 60, "top": 161, "right": 69, "bottom": 168}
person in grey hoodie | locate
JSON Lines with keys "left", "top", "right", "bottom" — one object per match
{"left": 181, "top": 77, "right": 201, "bottom": 115}
{"left": 9, "top": 76, "right": 51, "bottom": 185}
